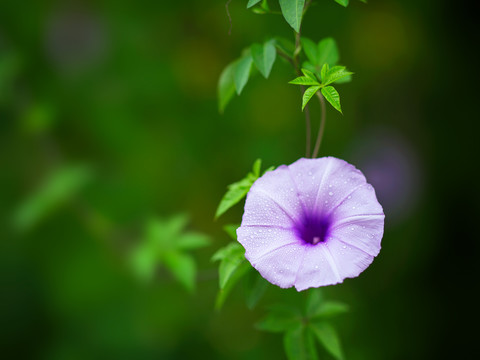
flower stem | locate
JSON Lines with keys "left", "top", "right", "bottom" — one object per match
{"left": 312, "top": 92, "right": 326, "bottom": 158}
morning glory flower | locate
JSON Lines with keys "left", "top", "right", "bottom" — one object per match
{"left": 237, "top": 157, "right": 384, "bottom": 291}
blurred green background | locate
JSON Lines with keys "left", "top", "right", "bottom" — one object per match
{"left": 1, "top": 0, "right": 478, "bottom": 359}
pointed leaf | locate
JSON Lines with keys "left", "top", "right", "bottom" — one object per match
{"left": 320, "top": 63, "right": 329, "bottom": 83}
{"left": 301, "top": 68, "right": 318, "bottom": 81}
{"left": 323, "top": 66, "right": 354, "bottom": 85}
{"left": 247, "top": 0, "right": 262, "bottom": 8}
{"left": 275, "top": 37, "right": 295, "bottom": 59}
{"left": 310, "top": 321, "right": 344, "bottom": 360}
{"left": 215, "top": 159, "right": 264, "bottom": 219}
{"left": 215, "top": 261, "right": 251, "bottom": 309}
{"left": 245, "top": 271, "right": 269, "bottom": 309}
{"left": 130, "top": 243, "right": 157, "bottom": 282}
{"left": 318, "top": 38, "right": 339, "bottom": 68}
{"left": 321, "top": 86, "right": 342, "bottom": 113}
{"left": 279, "top": 0, "right": 305, "bottom": 33}
{"left": 251, "top": 40, "right": 276, "bottom": 78}
{"left": 211, "top": 242, "right": 246, "bottom": 289}
{"left": 218, "top": 62, "right": 236, "bottom": 113}
{"left": 289, "top": 76, "right": 320, "bottom": 86}
{"left": 301, "top": 37, "right": 319, "bottom": 65}
{"left": 163, "top": 251, "right": 196, "bottom": 292}
{"left": 302, "top": 86, "right": 321, "bottom": 111}
{"left": 252, "top": 158, "right": 262, "bottom": 176}
{"left": 335, "top": 0, "right": 349, "bottom": 7}
{"left": 234, "top": 55, "right": 253, "bottom": 94}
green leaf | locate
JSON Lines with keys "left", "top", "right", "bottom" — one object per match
{"left": 215, "top": 261, "right": 251, "bottom": 309}
{"left": 279, "top": 0, "right": 305, "bottom": 33}
{"left": 334, "top": 73, "right": 352, "bottom": 84}
{"left": 218, "top": 62, "right": 236, "bottom": 113}
{"left": 301, "top": 37, "right": 319, "bottom": 65}
{"left": 323, "top": 66, "right": 354, "bottom": 86}
{"left": 318, "top": 38, "right": 339, "bottom": 68}
{"left": 284, "top": 326, "right": 318, "bottom": 360}
{"left": 252, "top": 158, "right": 262, "bottom": 177}
{"left": 256, "top": 304, "right": 302, "bottom": 333}
{"left": 211, "top": 242, "right": 246, "bottom": 289}
{"left": 274, "top": 37, "right": 295, "bottom": 59}
{"left": 223, "top": 224, "right": 239, "bottom": 240}
{"left": 163, "top": 251, "right": 196, "bottom": 293}
{"left": 247, "top": 0, "right": 262, "bottom": 8}
{"left": 310, "top": 321, "right": 344, "bottom": 360}
{"left": 251, "top": 40, "right": 276, "bottom": 78}
{"left": 334, "top": 0, "right": 349, "bottom": 7}
{"left": 234, "top": 54, "right": 253, "bottom": 95}
{"left": 301, "top": 68, "right": 318, "bottom": 81}
{"left": 321, "top": 86, "right": 342, "bottom": 113}
{"left": 130, "top": 242, "right": 157, "bottom": 282}
{"left": 14, "top": 165, "right": 93, "bottom": 231}
{"left": 176, "top": 233, "right": 211, "bottom": 250}
{"left": 289, "top": 76, "right": 320, "bottom": 86}
{"left": 302, "top": 86, "right": 321, "bottom": 111}
{"left": 244, "top": 271, "right": 269, "bottom": 309}
{"left": 320, "top": 63, "right": 329, "bottom": 83}
{"left": 305, "top": 288, "right": 324, "bottom": 317}
{"left": 215, "top": 159, "right": 265, "bottom": 219}
{"left": 311, "top": 301, "right": 349, "bottom": 319}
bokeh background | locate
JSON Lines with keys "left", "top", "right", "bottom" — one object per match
{"left": 1, "top": 0, "right": 478, "bottom": 359}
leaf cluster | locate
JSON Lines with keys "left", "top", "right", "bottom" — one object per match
{"left": 130, "top": 214, "right": 211, "bottom": 292}
{"left": 256, "top": 289, "right": 349, "bottom": 360}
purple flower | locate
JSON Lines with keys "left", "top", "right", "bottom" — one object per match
{"left": 237, "top": 157, "right": 384, "bottom": 291}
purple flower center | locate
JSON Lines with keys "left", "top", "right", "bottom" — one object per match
{"left": 295, "top": 212, "right": 332, "bottom": 245}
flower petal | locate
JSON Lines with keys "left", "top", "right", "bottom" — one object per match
{"left": 321, "top": 238, "right": 375, "bottom": 280}
{"left": 248, "top": 241, "right": 306, "bottom": 289}
{"left": 247, "top": 165, "right": 304, "bottom": 224}
{"left": 330, "top": 214, "right": 384, "bottom": 256}
{"left": 237, "top": 226, "right": 300, "bottom": 263}
{"left": 293, "top": 244, "right": 343, "bottom": 291}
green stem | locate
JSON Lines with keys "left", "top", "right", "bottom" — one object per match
{"left": 312, "top": 92, "right": 326, "bottom": 158}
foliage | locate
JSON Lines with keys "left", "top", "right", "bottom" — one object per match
{"left": 130, "top": 214, "right": 210, "bottom": 292}
{"left": 256, "top": 289, "right": 348, "bottom": 360}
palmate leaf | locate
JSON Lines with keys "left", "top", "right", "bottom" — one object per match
{"left": 251, "top": 39, "right": 277, "bottom": 78}
{"left": 130, "top": 214, "right": 210, "bottom": 292}
{"left": 302, "top": 86, "right": 321, "bottom": 111}
{"left": 309, "top": 321, "right": 344, "bottom": 360}
{"left": 301, "top": 37, "right": 319, "bottom": 65}
{"left": 321, "top": 86, "right": 342, "bottom": 113}
{"left": 279, "top": 0, "right": 305, "bottom": 33}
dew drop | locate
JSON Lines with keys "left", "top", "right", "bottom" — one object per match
{"left": 347, "top": 195, "right": 351, "bottom": 199}
{"left": 329, "top": 192, "right": 333, "bottom": 196}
